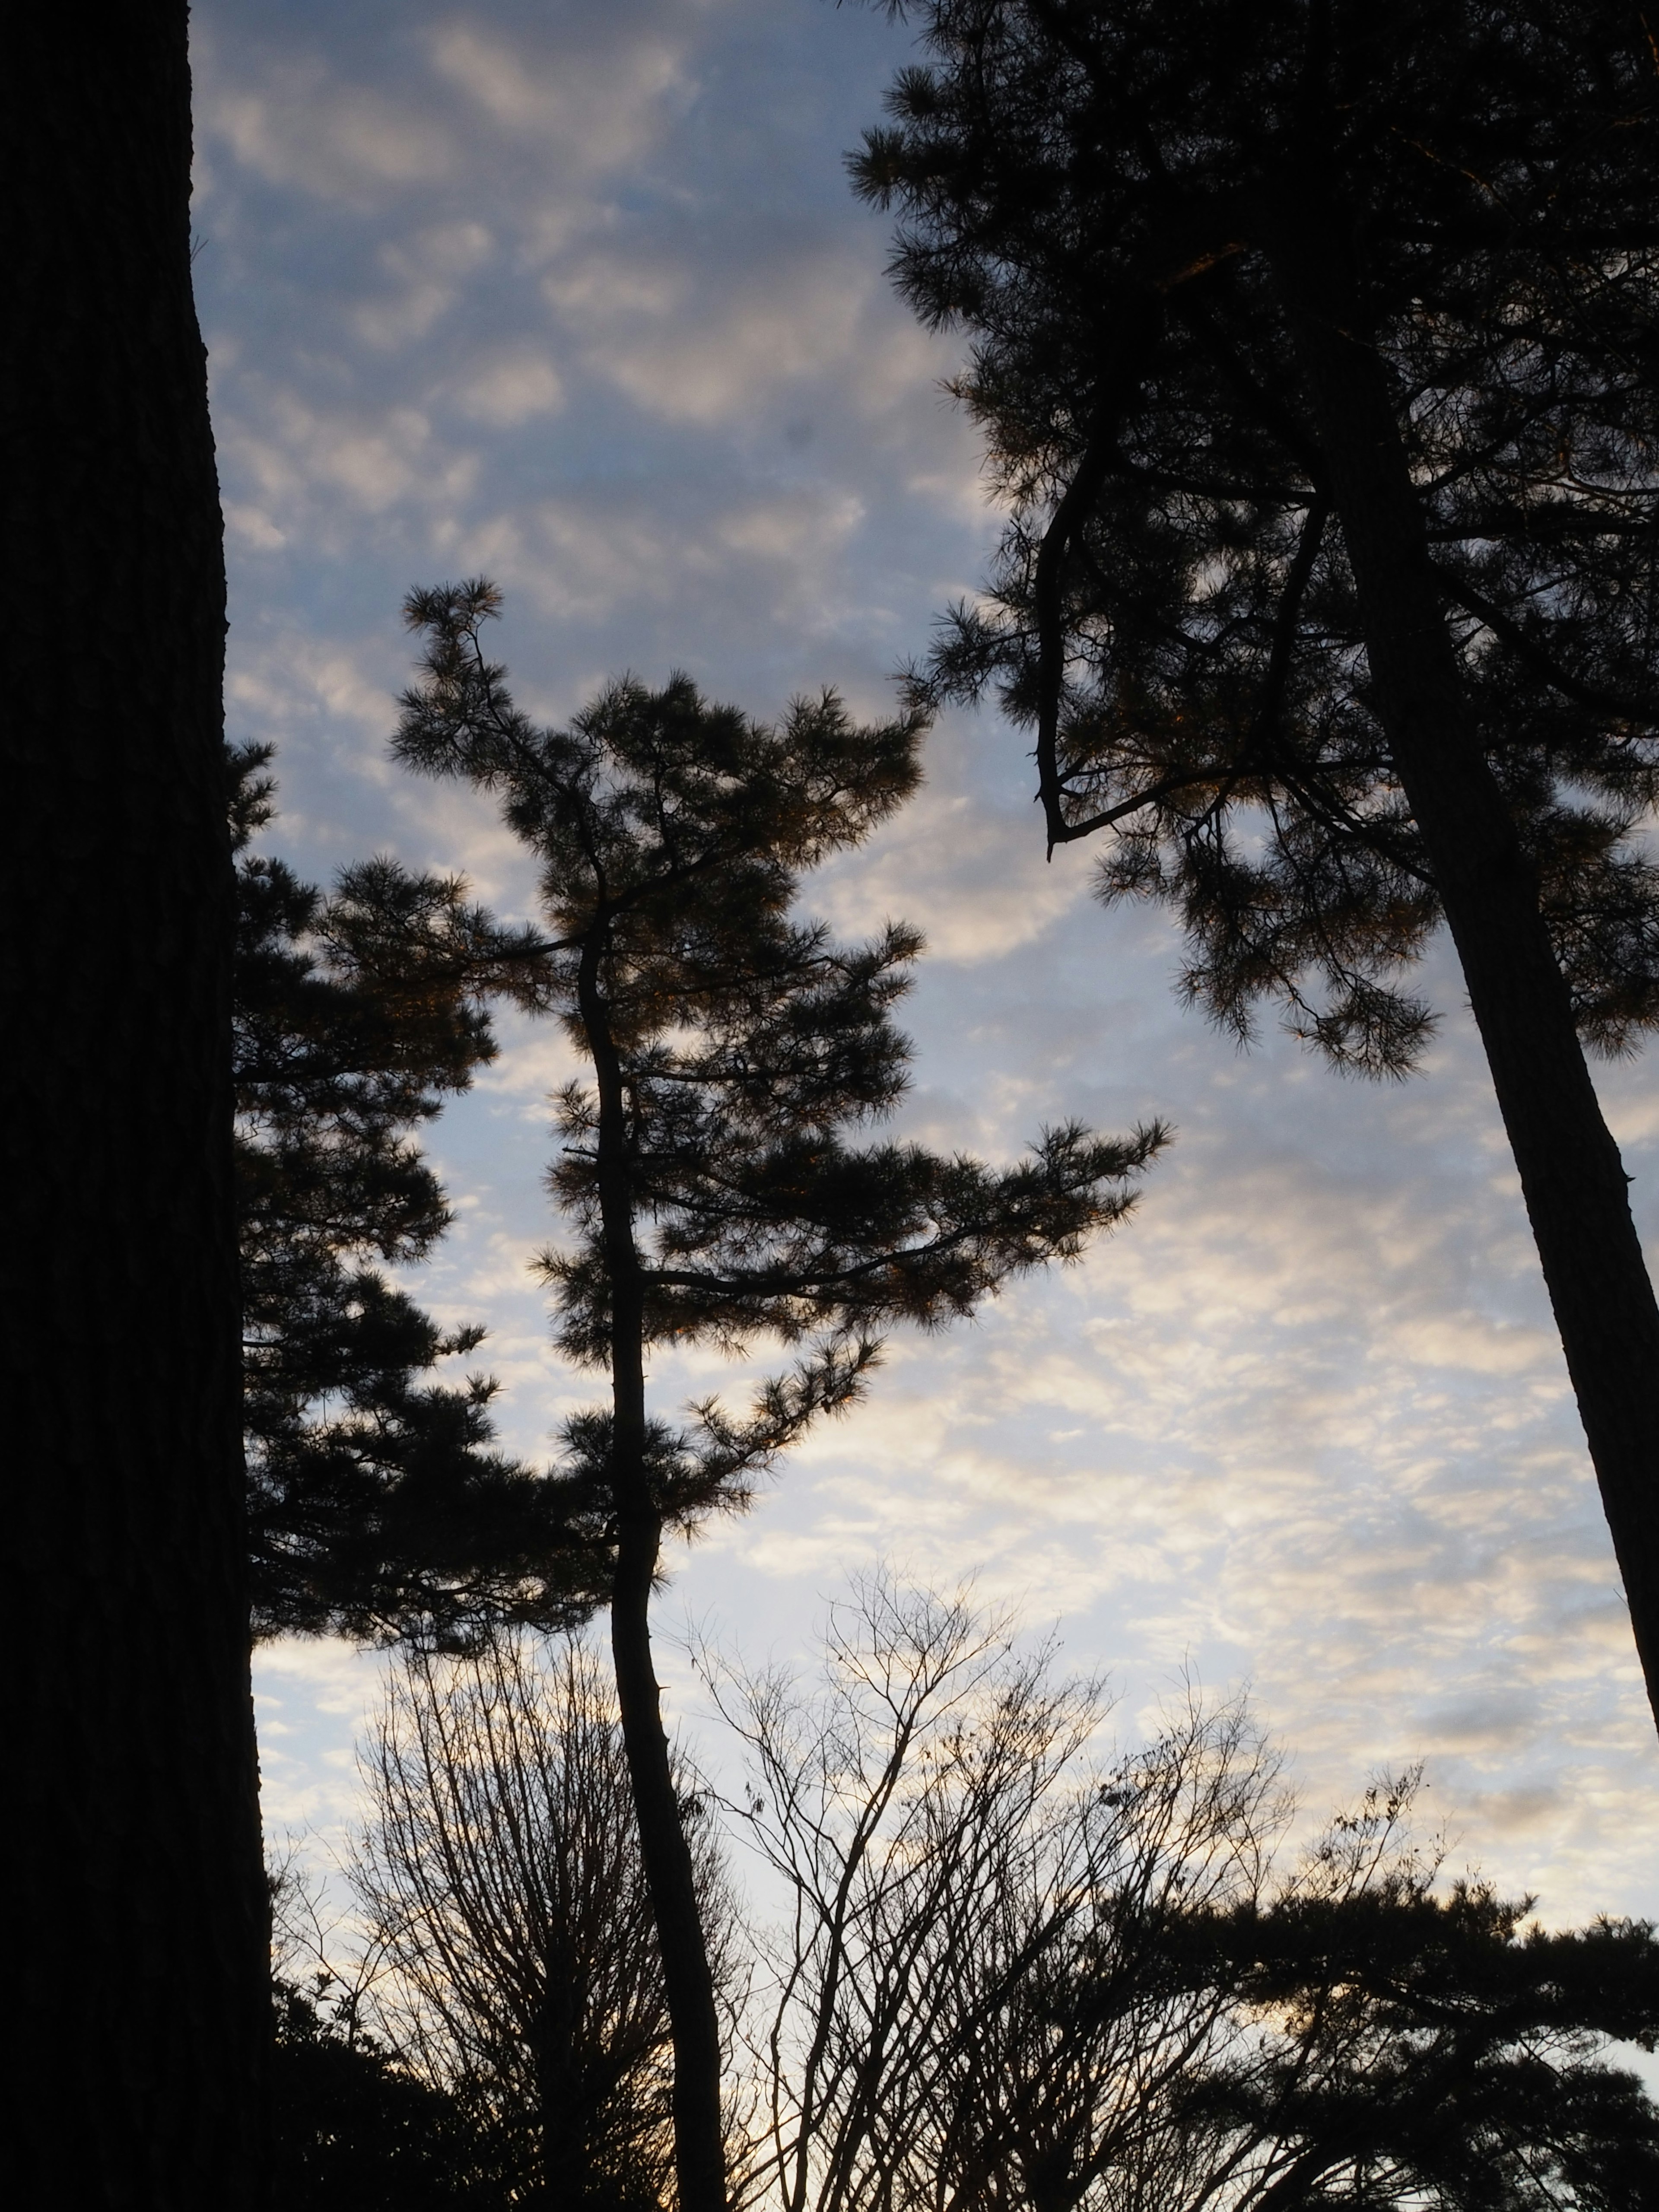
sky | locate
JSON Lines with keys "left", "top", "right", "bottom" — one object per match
{"left": 195, "top": 0, "right": 1659, "bottom": 1932}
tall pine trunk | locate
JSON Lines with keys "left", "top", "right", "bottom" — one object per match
{"left": 580, "top": 941, "right": 728, "bottom": 2212}
{"left": 1282, "top": 280, "right": 1659, "bottom": 1732}
{"left": 4, "top": 6, "right": 268, "bottom": 2200}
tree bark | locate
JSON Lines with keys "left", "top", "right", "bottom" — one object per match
{"left": 1281, "top": 277, "right": 1659, "bottom": 1733}
{"left": 580, "top": 936, "right": 729, "bottom": 2212}
{"left": 534, "top": 1935, "right": 586, "bottom": 2202}
{"left": 3, "top": 6, "right": 268, "bottom": 2201}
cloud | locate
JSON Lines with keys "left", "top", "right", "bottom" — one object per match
{"left": 550, "top": 251, "right": 874, "bottom": 423}
{"left": 456, "top": 352, "right": 566, "bottom": 426}
{"left": 219, "top": 387, "right": 480, "bottom": 536}
{"left": 351, "top": 221, "right": 496, "bottom": 348}
{"left": 804, "top": 728, "right": 1095, "bottom": 966}
{"left": 546, "top": 242, "right": 962, "bottom": 434}
{"left": 427, "top": 20, "right": 689, "bottom": 170}
{"left": 207, "top": 63, "right": 459, "bottom": 200}
{"left": 223, "top": 500, "right": 286, "bottom": 550}
{"left": 255, "top": 1638, "right": 384, "bottom": 1837}
{"left": 199, "top": 7, "right": 693, "bottom": 210}
{"left": 199, "top": 0, "right": 1659, "bottom": 1936}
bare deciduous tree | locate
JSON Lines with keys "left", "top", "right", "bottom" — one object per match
{"left": 708, "top": 1575, "right": 1286, "bottom": 2212}
{"left": 710, "top": 1578, "right": 1659, "bottom": 2211}
{"left": 341, "top": 1586, "right": 1659, "bottom": 2212}
{"left": 353, "top": 1635, "right": 734, "bottom": 2209}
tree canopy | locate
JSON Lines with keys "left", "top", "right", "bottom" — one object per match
{"left": 1121, "top": 1776, "right": 1659, "bottom": 2212}
{"left": 851, "top": 0, "right": 1659, "bottom": 1723}
{"left": 271, "top": 1971, "right": 505, "bottom": 2210}
{"left": 231, "top": 742, "right": 598, "bottom": 1650}
{"left": 390, "top": 579, "right": 1165, "bottom": 2211}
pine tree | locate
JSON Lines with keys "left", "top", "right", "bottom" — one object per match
{"left": 1176, "top": 1789, "right": 1659, "bottom": 2209}
{"left": 850, "top": 0, "right": 1659, "bottom": 1726}
{"left": 229, "top": 745, "right": 601, "bottom": 1649}
{"left": 6, "top": 9, "right": 267, "bottom": 2197}
{"left": 393, "top": 581, "right": 1165, "bottom": 2212}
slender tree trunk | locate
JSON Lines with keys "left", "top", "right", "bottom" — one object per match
{"left": 4, "top": 6, "right": 268, "bottom": 2200}
{"left": 580, "top": 941, "right": 728, "bottom": 2212}
{"left": 534, "top": 1941, "right": 587, "bottom": 2203}
{"left": 1282, "top": 282, "right": 1659, "bottom": 1732}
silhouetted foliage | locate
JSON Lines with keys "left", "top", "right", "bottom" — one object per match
{"left": 855, "top": 0, "right": 1659, "bottom": 1066}
{"left": 391, "top": 581, "right": 1165, "bottom": 2210}
{"left": 851, "top": 0, "right": 1659, "bottom": 1724}
{"left": 231, "top": 744, "right": 604, "bottom": 1650}
{"left": 1146, "top": 1785, "right": 1659, "bottom": 2210}
{"left": 272, "top": 1972, "right": 507, "bottom": 2209}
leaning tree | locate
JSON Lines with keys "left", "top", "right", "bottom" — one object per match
{"left": 852, "top": 0, "right": 1659, "bottom": 1724}
{"left": 391, "top": 581, "right": 1163, "bottom": 2211}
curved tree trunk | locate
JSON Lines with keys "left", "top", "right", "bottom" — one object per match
{"left": 580, "top": 941, "right": 728, "bottom": 2212}
{"left": 4, "top": 6, "right": 268, "bottom": 2201}
{"left": 1283, "top": 281, "right": 1659, "bottom": 1734}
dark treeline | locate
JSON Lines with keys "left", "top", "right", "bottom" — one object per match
{"left": 270, "top": 1587, "right": 1659, "bottom": 2212}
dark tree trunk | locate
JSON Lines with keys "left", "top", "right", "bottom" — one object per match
{"left": 533, "top": 1938, "right": 587, "bottom": 2201}
{"left": 580, "top": 942, "right": 728, "bottom": 2212}
{"left": 1281, "top": 276, "right": 1659, "bottom": 1732}
{"left": 610, "top": 1517, "right": 728, "bottom": 2212}
{"left": 4, "top": 6, "right": 268, "bottom": 2202}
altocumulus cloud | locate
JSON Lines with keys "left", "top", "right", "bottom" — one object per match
{"left": 195, "top": 0, "right": 1659, "bottom": 1926}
